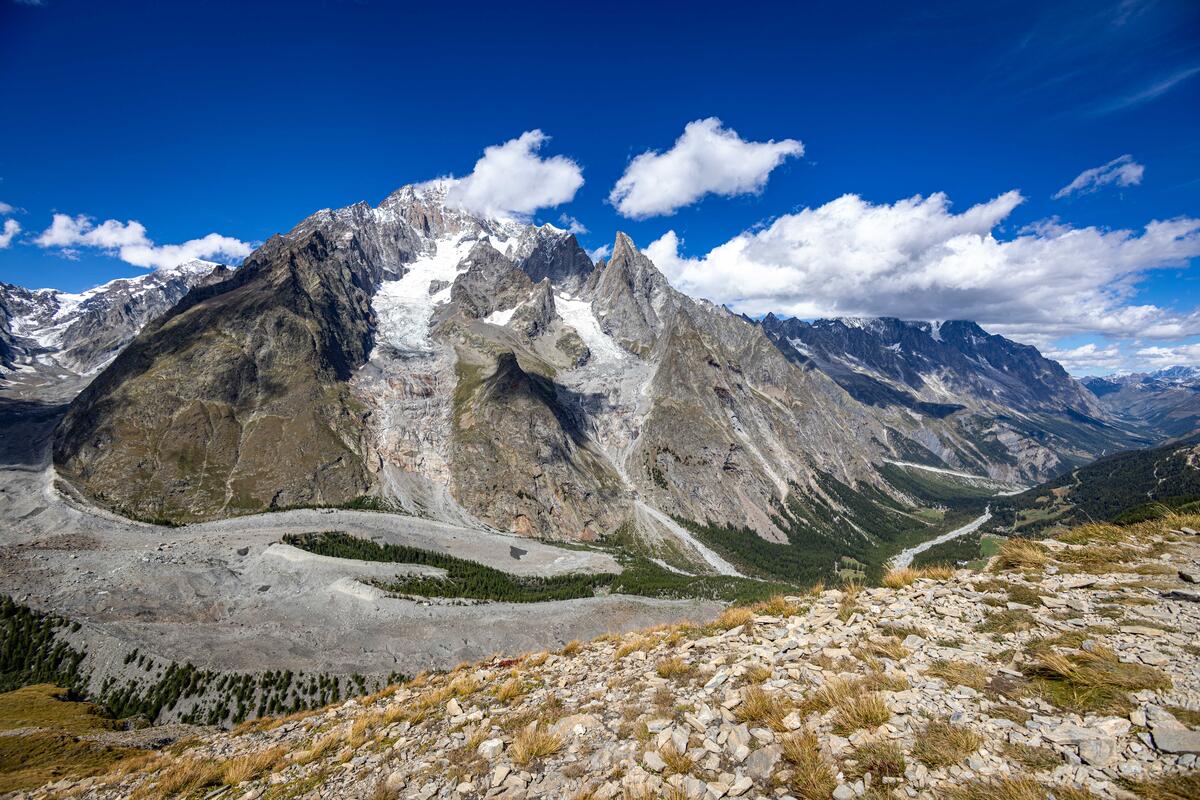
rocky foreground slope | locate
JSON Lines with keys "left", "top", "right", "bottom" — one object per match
{"left": 30, "top": 520, "right": 1200, "bottom": 800}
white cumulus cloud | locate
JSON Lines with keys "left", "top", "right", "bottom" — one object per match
{"left": 1054, "top": 155, "right": 1144, "bottom": 199}
{"left": 443, "top": 130, "right": 583, "bottom": 220}
{"left": 1043, "top": 342, "right": 1124, "bottom": 372}
{"left": 0, "top": 219, "right": 20, "bottom": 249}
{"left": 1134, "top": 343, "right": 1200, "bottom": 369}
{"left": 558, "top": 214, "right": 587, "bottom": 235}
{"left": 643, "top": 190, "right": 1200, "bottom": 342}
{"left": 0, "top": 202, "right": 16, "bottom": 215}
{"left": 35, "top": 214, "right": 252, "bottom": 270}
{"left": 609, "top": 118, "right": 803, "bottom": 219}
{"left": 588, "top": 244, "right": 611, "bottom": 262}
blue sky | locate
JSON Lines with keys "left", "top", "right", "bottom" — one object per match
{"left": 1, "top": 0, "right": 1198, "bottom": 374}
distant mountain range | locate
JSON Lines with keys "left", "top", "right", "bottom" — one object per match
{"left": 0, "top": 260, "right": 230, "bottom": 376}
{"left": 2, "top": 182, "right": 1195, "bottom": 573}
{"left": 1082, "top": 368, "right": 1200, "bottom": 441}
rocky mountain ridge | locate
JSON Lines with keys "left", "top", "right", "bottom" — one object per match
{"left": 761, "top": 316, "right": 1146, "bottom": 485}
{"left": 0, "top": 260, "right": 230, "bottom": 377}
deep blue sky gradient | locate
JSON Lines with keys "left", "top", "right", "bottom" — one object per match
{"left": 1, "top": 0, "right": 1198, "bottom": 369}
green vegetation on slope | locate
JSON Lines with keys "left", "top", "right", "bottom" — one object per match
{"left": 675, "top": 470, "right": 984, "bottom": 585}
{"left": 0, "top": 685, "right": 134, "bottom": 793}
{"left": 991, "top": 437, "right": 1200, "bottom": 533}
{"left": 285, "top": 531, "right": 795, "bottom": 605}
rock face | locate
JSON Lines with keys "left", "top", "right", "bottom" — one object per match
{"left": 0, "top": 260, "right": 230, "bottom": 376}
{"left": 762, "top": 315, "right": 1148, "bottom": 483}
{"left": 53, "top": 232, "right": 378, "bottom": 521}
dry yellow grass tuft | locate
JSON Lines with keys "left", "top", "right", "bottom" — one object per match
{"left": 799, "top": 676, "right": 860, "bottom": 714}
{"left": 219, "top": 745, "right": 286, "bottom": 785}
{"left": 613, "top": 636, "right": 651, "bottom": 660}
{"left": 882, "top": 564, "right": 955, "bottom": 588}
{"left": 1028, "top": 643, "right": 1170, "bottom": 714}
{"left": 755, "top": 594, "right": 802, "bottom": 617}
{"left": 735, "top": 684, "right": 792, "bottom": 731}
{"left": 658, "top": 743, "right": 693, "bottom": 775}
{"left": 655, "top": 656, "right": 693, "bottom": 680}
{"left": 494, "top": 675, "right": 526, "bottom": 704}
{"left": 742, "top": 662, "right": 773, "bottom": 683}
{"left": 837, "top": 582, "right": 864, "bottom": 621}
{"left": 991, "top": 539, "right": 1050, "bottom": 571}
{"left": 131, "top": 756, "right": 222, "bottom": 799}
{"left": 510, "top": 723, "right": 564, "bottom": 766}
{"left": 913, "top": 720, "right": 983, "bottom": 767}
{"left": 831, "top": 693, "right": 890, "bottom": 734}
{"left": 1002, "top": 741, "right": 1061, "bottom": 771}
{"left": 946, "top": 777, "right": 1096, "bottom": 800}
{"left": 853, "top": 636, "right": 910, "bottom": 662}
{"left": 560, "top": 640, "right": 582, "bottom": 656}
{"left": 713, "top": 605, "right": 755, "bottom": 631}
{"left": 295, "top": 730, "right": 343, "bottom": 766}
{"left": 1056, "top": 522, "right": 1129, "bottom": 546}
{"left": 1120, "top": 770, "right": 1200, "bottom": 800}
{"left": 780, "top": 730, "right": 837, "bottom": 800}
{"left": 926, "top": 659, "right": 989, "bottom": 691}
{"left": 846, "top": 739, "right": 906, "bottom": 778}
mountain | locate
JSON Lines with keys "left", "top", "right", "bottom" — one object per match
{"left": 989, "top": 434, "right": 1200, "bottom": 532}
{"left": 1083, "top": 368, "right": 1200, "bottom": 441}
{"left": 761, "top": 315, "right": 1148, "bottom": 483}
{"left": 0, "top": 260, "right": 231, "bottom": 377}
{"left": 53, "top": 185, "right": 899, "bottom": 550}
{"left": 43, "top": 182, "right": 1157, "bottom": 575}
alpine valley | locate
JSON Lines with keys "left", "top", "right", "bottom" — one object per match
{"left": 1, "top": 183, "right": 1196, "bottom": 732}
